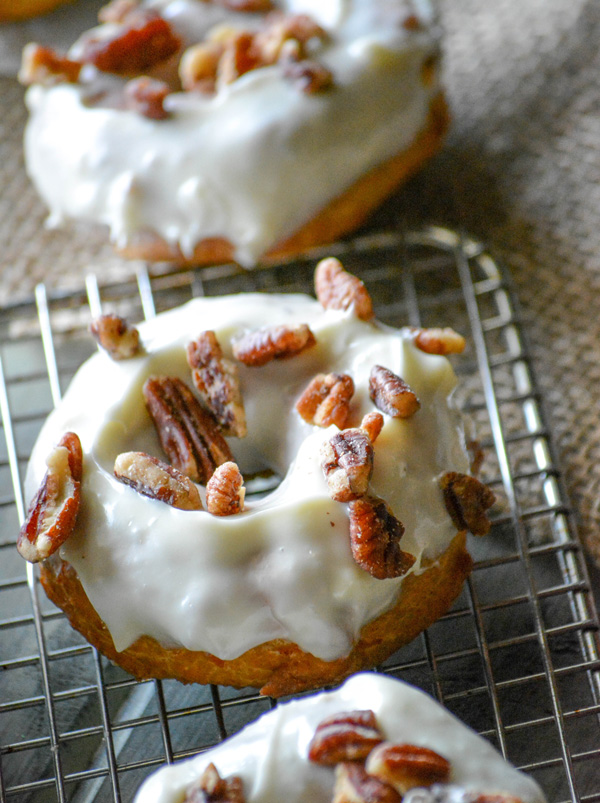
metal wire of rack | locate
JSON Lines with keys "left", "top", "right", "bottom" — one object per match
{"left": 1, "top": 226, "right": 599, "bottom": 803}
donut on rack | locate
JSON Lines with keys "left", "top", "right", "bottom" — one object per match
{"left": 133, "top": 673, "right": 547, "bottom": 803}
{"left": 19, "top": 0, "right": 448, "bottom": 267}
{"left": 16, "top": 260, "right": 494, "bottom": 696}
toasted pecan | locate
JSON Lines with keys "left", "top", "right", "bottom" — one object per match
{"left": 440, "top": 471, "right": 495, "bottom": 536}
{"left": 206, "top": 462, "right": 245, "bottom": 516}
{"left": 366, "top": 743, "right": 451, "bottom": 794}
{"left": 333, "top": 762, "right": 401, "bottom": 803}
{"left": 114, "top": 451, "right": 202, "bottom": 510}
{"left": 412, "top": 327, "right": 466, "bottom": 356}
{"left": 369, "top": 365, "right": 420, "bottom": 419}
{"left": 78, "top": 9, "right": 181, "bottom": 75}
{"left": 19, "top": 43, "right": 82, "bottom": 86}
{"left": 90, "top": 313, "right": 141, "bottom": 359}
{"left": 185, "top": 762, "right": 245, "bottom": 803}
{"left": 143, "top": 376, "right": 233, "bottom": 484}
{"left": 314, "top": 257, "right": 373, "bottom": 321}
{"left": 360, "top": 412, "right": 384, "bottom": 444}
{"left": 349, "top": 496, "right": 415, "bottom": 579}
{"left": 296, "top": 372, "right": 354, "bottom": 429}
{"left": 187, "top": 331, "right": 247, "bottom": 437}
{"left": 308, "top": 710, "right": 383, "bottom": 765}
{"left": 232, "top": 323, "right": 315, "bottom": 366}
{"left": 321, "top": 428, "right": 374, "bottom": 502}
{"left": 17, "top": 433, "right": 82, "bottom": 563}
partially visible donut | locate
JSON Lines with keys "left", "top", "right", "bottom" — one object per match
{"left": 20, "top": 0, "right": 448, "bottom": 267}
{"left": 0, "top": 0, "right": 73, "bottom": 22}
{"left": 133, "top": 673, "right": 547, "bottom": 803}
{"left": 17, "top": 260, "right": 494, "bottom": 696}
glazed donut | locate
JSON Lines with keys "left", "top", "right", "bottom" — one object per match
{"left": 134, "top": 673, "right": 547, "bottom": 803}
{"left": 20, "top": 0, "right": 447, "bottom": 267}
{"left": 17, "top": 261, "right": 494, "bottom": 696}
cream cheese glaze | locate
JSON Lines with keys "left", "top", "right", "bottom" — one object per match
{"left": 23, "top": 0, "right": 440, "bottom": 266}
{"left": 133, "top": 673, "right": 547, "bottom": 803}
{"left": 26, "top": 292, "right": 469, "bottom": 662}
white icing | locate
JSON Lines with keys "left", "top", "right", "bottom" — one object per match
{"left": 26, "top": 293, "right": 469, "bottom": 662}
{"left": 133, "top": 673, "right": 547, "bottom": 803}
{"left": 23, "top": 0, "right": 440, "bottom": 266}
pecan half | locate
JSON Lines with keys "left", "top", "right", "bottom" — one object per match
{"left": 308, "top": 710, "right": 383, "bottom": 765}
{"left": 440, "top": 471, "right": 495, "bottom": 536}
{"left": 296, "top": 372, "right": 354, "bottom": 429}
{"left": 90, "top": 313, "right": 141, "bottom": 359}
{"left": 124, "top": 76, "right": 170, "bottom": 119}
{"left": 349, "top": 496, "right": 415, "bottom": 579}
{"left": 369, "top": 365, "right": 420, "bottom": 419}
{"left": 206, "top": 462, "right": 245, "bottom": 516}
{"left": 114, "top": 451, "right": 202, "bottom": 510}
{"left": 412, "top": 327, "right": 466, "bottom": 356}
{"left": 321, "top": 428, "right": 373, "bottom": 502}
{"left": 78, "top": 10, "right": 181, "bottom": 75}
{"left": 187, "top": 331, "right": 247, "bottom": 437}
{"left": 232, "top": 323, "right": 315, "bottom": 366}
{"left": 143, "top": 376, "right": 233, "bottom": 484}
{"left": 333, "top": 763, "right": 401, "bottom": 803}
{"left": 360, "top": 412, "right": 384, "bottom": 444}
{"left": 17, "top": 433, "right": 82, "bottom": 563}
{"left": 185, "top": 763, "right": 245, "bottom": 803}
{"left": 314, "top": 258, "right": 373, "bottom": 321}
{"left": 19, "top": 43, "right": 82, "bottom": 86}
{"left": 366, "top": 743, "right": 450, "bottom": 794}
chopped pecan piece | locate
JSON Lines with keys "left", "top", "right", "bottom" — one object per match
{"left": 232, "top": 323, "right": 315, "bottom": 367}
{"left": 369, "top": 365, "right": 420, "bottom": 419}
{"left": 17, "top": 433, "right": 82, "bottom": 563}
{"left": 187, "top": 331, "right": 247, "bottom": 437}
{"left": 19, "top": 43, "right": 82, "bottom": 86}
{"left": 296, "top": 372, "right": 354, "bottom": 429}
{"left": 114, "top": 451, "right": 202, "bottom": 510}
{"left": 179, "top": 41, "right": 223, "bottom": 92}
{"left": 124, "top": 76, "right": 170, "bottom": 119}
{"left": 143, "top": 376, "right": 233, "bottom": 484}
{"left": 206, "top": 462, "right": 245, "bottom": 516}
{"left": 412, "top": 327, "right": 466, "bottom": 356}
{"left": 217, "top": 30, "right": 261, "bottom": 85}
{"left": 79, "top": 10, "right": 181, "bottom": 75}
{"left": 281, "top": 58, "right": 333, "bottom": 93}
{"left": 360, "top": 412, "right": 384, "bottom": 444}
{"left": 254, "top": 12, "right": 328, "bottom": 64}
{"left": 333, "top": 762, "right": 401, "bottom": 803}
{"left": 314, "top": 258, "right": 373, "bottom": 321}
{"left": 366, "top": 743, "right": 450, "bottom": 794}
{"left": 308, "top": 710, "right": 383, "bottom": 765}
{"left": 321, "top": 428, "right": 373, "bottom": 502}
{"left": 90, "top": 313, "right": 141, "bottom": 359}
{"left": 349, "top": 496, "right": 415, "bottom": 579}
{"left": 185, "top": 762, "right": 245, "bottom": 803}
{"left": 402, "top": 14, "right": 424, "bottom": 31}
{"left": 440, "top": 471, "right": 495, "bottom": 536}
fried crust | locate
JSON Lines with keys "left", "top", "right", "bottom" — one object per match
{"left": 40, "top": 530, "right": 470, "bottom": 697}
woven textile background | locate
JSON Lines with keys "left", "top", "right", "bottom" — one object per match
{"left": 1, "top": 0, "right": 600, "bottom": 566}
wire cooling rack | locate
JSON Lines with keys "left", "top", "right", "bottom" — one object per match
{"left": 1, "top": 226, "right": 600, "bottom": 803}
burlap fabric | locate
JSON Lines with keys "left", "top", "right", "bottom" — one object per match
{"left": 1, "top": 0, "right": 600, "bottom": 566}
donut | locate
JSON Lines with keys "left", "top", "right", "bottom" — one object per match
{"left": 17, "top": 260, "right": 494, "bottom": 696}
{"left": 134, "top": 673, "right": 547, "bottom": 803}
{"left": 0, "top": 0, "right": 73, "bottom": 22}
{"left": 19, "top": 0, "right": 448, "bottom": 267}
